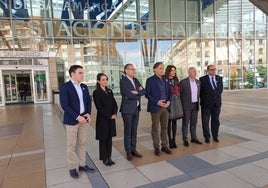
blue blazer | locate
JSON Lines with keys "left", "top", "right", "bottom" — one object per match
{"left": 145, "top": 75, "right": 171, "bottom": 113}
{"left": 119, "top": 76, "right": 146, "bottom": 114}
{"left": 60, "top": 80, "right": 92, "bottom": 125}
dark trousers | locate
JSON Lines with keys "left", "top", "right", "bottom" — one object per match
{"left": 122, "top": 109, "right": 139, "bottom": 154}
{"left": 168, "top": 119, "right": 177, "bottom": 143}
{"left": 201, "top": 105, "right": 221, "bottom": 139}
{"left": 99, "top": 138, "right": 112, "bottom": 161}
{"left": 182, "top": 103, "right": 198, "bottom": 141}
{"left": 20, "top": 92, "right": 27, "bottom": 101}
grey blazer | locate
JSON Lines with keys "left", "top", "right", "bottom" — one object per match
{"left": 179, "top": 77, "right": 200, "bottom": 110}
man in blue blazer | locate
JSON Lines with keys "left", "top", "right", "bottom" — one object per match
{"left": 146, "top": 62, "right": 172, "bottom": 156}
{"left": 200, "top": 65, "right": 223, "bottom": 143}
{"left": 60, "top": 65, "right": 94, "bottom": 179}
{"left": 120, "top": 63, "right": 146, "bottom": 161}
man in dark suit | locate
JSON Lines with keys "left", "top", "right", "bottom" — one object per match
{"left": 60, "top": 65, "right": 94, "bottom": 179}
{"left": 146, "top": 62, "right": 172, "bottom": 156}
{"left": 120, "top": 63, "right": 146, "bottom": 161}
{"left": 200, "top": 65, "right": 223, "bottom": 143}
{"left": 180, "top": 67, "right": 203, "bottom": 147}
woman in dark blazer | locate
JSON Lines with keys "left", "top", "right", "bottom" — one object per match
{"left": 93, "top": 73, "right": 118, "bottom": 166}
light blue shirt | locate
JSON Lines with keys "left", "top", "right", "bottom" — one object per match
{"left": 71, "top": 79, "right": 85, "bottom": 114}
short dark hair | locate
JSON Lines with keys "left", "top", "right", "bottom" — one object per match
{"left": 69, "top": 65, "right": 83, "bottom": 76}
{"left": 207, "top": 64, "right": 215, "bottom": 70}
{"left": 153, "top": 62, "right": 163, "bottom": 69}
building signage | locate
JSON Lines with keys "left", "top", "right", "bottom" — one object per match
{"left": 0, "top": 51, "right": 49, "bottom": 58}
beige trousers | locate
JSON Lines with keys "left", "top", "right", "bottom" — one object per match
{"left": 66, "top": 123, "right": 88, "bottom": 170}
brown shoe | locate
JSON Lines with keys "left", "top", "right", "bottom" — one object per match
{"left": 126, "top": 153, "right": 133, "bottom": 161}
{"left": 154, "top": 148, "right": 161, "bottom": 156}
{"left": 161, "top": 146, "right": 172, "bottom": 154}
{"left": 131, "top": 151, "right": 143, "bottom": 158}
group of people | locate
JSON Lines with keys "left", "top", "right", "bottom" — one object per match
{"left": 59, "top": 63, "right": 223, "bottom": 179}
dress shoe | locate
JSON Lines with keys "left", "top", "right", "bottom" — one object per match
{"left": 79, "top": 165, "right": 95, "bottom": 172}
{"left": 154, "top": 148, "right": 161, "bottom": 156}
{"left": 108, "top": 158, "right": 115, "bottom": 165}
{"left": 126, "top": 153, "right": 133, "bottom": 161}
{"left": 103, "top": 159, "right": 112, "bottom": 166}
{"left": 213, "top": 138, "right": 220, "bottom": 142}
{"left": 161, "top": 146, "right": 172, "bottom": 154}
{"left": 69, "top": 169, "right": 79, "bottom": 179}
{"left": 183, "top": 140, "right": 189, "bottom": 147}
{"left": 191, "top": 139, "right": 203, "bottom": 145}
{"left": 169, "top": 144, "right": 174, "bottom": 149}
{"left": 205, "top": 138, "right": 210, "bottom": 143}
{"left": 131, "top": 151, "right": 143, "bottom": 158}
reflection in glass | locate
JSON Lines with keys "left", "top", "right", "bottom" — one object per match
{"left": 34, "top": 70, "right": 47, "bottom": 101}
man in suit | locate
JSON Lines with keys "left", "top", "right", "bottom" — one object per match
{"left": 120, "top": 63, "right": 146, "bottom": 161}
{"left": 200, "top": 65, "right": 223, "bottom": 143}
{"left": 146, "top": 62, "right": 172, "bottom": 156}
{"left": 60, "top": 65, "right": 94, "bottom": 179}
{"left": 180, "top": 67, "right": 203, "bottom": 147}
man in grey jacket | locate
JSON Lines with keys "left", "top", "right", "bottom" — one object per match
{"left": 180, "top": 67, "right": 203, "bottom": 147}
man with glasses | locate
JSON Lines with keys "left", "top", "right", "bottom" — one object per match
{"left": 120, "top": 63, "right": 146, "bottom": 161}
{"left": 200, "top": 65, "right": 223, "bottom": 143}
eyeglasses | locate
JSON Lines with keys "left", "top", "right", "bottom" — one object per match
{"left": 209, "top": 68, "right": 216, "bottom": 71}
{"left": 127, "top": 68, "right": 136, "bottom": 71}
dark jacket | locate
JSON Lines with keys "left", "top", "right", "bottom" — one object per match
{"left": 93, "top": 87, "right": 118, "bottom": 140}
{"left": 119, "top": 76, "right": 146, "bottom": 114}
{"left": 145, "top": 75, "right": 171, "bottom": 113}
{"left": 180, "top": 77, "right": 200, "bottom": 110}
{"left": 199, "top": 75, "right": 223, "bottom": 108}
{"left": 60, "top": 80, "right": 91, "bottom": 125}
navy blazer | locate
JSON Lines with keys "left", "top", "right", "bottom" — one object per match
{"left": 180, "top": 77, "right": 200, "bottom": 111}
{"left": 119, "top": 76, "right": 146, "bottom": 114}
{"left": 199, "top": 75, "right": 223, "bottom": 108}
{"left": 145, "top": 75, "right": 171, "bottom": 113}
{"left": 60, "top": 80, "right": 92, "bottom": 125}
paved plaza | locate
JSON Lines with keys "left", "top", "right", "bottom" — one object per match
{"left": 0, "top": 89, "right": 268, "bottom": 188}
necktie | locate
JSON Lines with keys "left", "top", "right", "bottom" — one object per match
{"left": 211, "top": 77, "right": 217, "bottom": 90}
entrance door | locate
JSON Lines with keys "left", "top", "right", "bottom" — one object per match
{"left": 3, "top": 72, "right": 32, "bottom": 103}
{"left": 3, "top": 74, "right": 18, "bottom": 103}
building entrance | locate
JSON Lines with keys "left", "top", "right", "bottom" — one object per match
{"left": 3, "top": 71, "right": 32, "bottom": 103}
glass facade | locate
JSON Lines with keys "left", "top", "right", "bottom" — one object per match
{"left": 0, "top": 0, "right": 267, "bottom": 94}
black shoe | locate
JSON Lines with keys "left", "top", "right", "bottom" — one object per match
{"left": 205, "top": 138, "right": 210, "bottom": 143}
{"left": 131, "top": 151, "right": 143, "bottom": 158}
{"left": 79, "top": 165, "right": 95, "bottom": 172}
{"left": 108, "top": 158, "right": 115, "bottom": 165}
{"left": 183, "top": 140, "right": 189, "bottom": 147}
{"left": 126, "top": 153, "right": 133, "bottom": 161}
{"left": 69, "top": 169, "right": 79, "bottom": 179}
{"left": 169, "top": 144, "right": 174, "bottom": 149}
{"left": 191, "top": 139, "right": 203, "bottom": 145}
{"left": 103, "top": 159, "right": 112, "bottom": 166}
{"left": 161, "top": 146, "right": 172, "bottom": 154}
{"left": 213, "top": 138, "right": 220, "bottom": 142}
{"left": 154, "top": 148, "right": 161, "bottom": 156}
